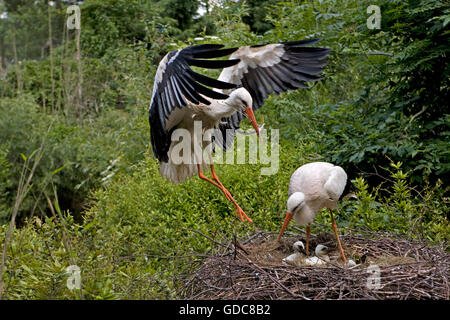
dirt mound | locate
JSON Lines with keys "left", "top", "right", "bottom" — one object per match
{"left": 179, "top": 231, "right": 449, "bottom": 300}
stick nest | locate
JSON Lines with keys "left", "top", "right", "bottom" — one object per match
{"left": 178, "top": 230, "right": 449, "bottom": 300}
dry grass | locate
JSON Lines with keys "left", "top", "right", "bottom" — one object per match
{"left": 178, "top": 230, "right": 449, "bottom": 300}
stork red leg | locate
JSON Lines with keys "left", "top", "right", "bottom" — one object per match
{"left": 197, "top": 165, "right": 232, "bottom": 201}
{"left": 209, "top": 164, "right": 233, "bottom": 201}
{"left": 329, "top": 209, "right": 347, "bottom": 263}
{"left": 197, "top": 165, "right": 252, "bottom": 222}
{"left": 210, "top": 164, "right": 253, "bottom": 223}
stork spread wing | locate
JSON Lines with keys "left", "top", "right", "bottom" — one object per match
{"left": 149, "top": 44, "right": 240, "bottom": 162}
{"left": 214, "top": 39, "right": 331, "bottom": 150}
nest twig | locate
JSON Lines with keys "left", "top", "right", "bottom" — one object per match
{"left": 177, "top": 231, "right": 449, "bottom": 300}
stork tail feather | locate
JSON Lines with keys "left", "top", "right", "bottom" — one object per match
{"left": 160, "top": 161, "right": 208, "bottom": 184}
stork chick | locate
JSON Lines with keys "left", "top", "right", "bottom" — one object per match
{"left": 281, "top": 240, "right": 305, "bottom": 266}
{"left": 276, "top": 162, "right": 357, "bottom": 263}
{"left": 304, "top": 244, "right": 331, "bottom": 266}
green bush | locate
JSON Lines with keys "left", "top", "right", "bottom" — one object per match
{"left": 309, "top": 0, "right": 450, "bottom": 184}
{"left": 0, "top": 144, "right": 12, "bottom": 221}
{"left": 338, "top": 162, "right": 449, "bottom": 242}
{"left": 0, "top": 95, "right": 148, "bottom": 223}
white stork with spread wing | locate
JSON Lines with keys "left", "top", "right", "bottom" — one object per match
{"left": 149, "top": 39, "right": 330, "bottom": 222}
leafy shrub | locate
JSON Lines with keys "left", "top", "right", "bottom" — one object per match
{"left": 0, "top": 95, "right": 148, "bottom": 223}
{"left": 337, "top": 162, "right": 450, "bottom": 242}
{"left": 0, "top": 144, "right": 12, "bottom": 221}
{"left": 311, "top": 0, "right": 450, "bottom": 184}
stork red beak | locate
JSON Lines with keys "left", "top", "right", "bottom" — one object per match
{"left": 245, "top": 107, "right": 260, "bottom": 140}
{"left": 277, "top": 212, "right": 294, "bottom": 243}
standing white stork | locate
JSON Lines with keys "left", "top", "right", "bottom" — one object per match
{"left": 149, "top": 40, "right": 330, "bottom": 222}
{"left": 276, "top": 162, "right": 357, "bottom": 263}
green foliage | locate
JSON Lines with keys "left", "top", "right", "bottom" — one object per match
{"left": 338, "top": 162, "right": 450, "bottom": 242}
{"left": 161, "top": 0, "right": 199, "bottom": 30}
{"left": 0, "top": 212, "right": 86, "bottom": 299}
{"left": 303, "top": 0, "right": 450, "bottom": 184}
{"left": 0, "top": 0, "right": 66, "bottom": 63}
{"left": 0, "top": 144, "right": 12, "bottom": 221}
{"left": 0, "top": 95, "right": 148, "bottom": 223}
{"left": 371, "top": 0, "right": 450, "bottom": 183}
{"left": 80, "top": 0, "right": 169, "bottom": 58}
{"left": 241, "top": 0, "right": 277, "bottom": 34}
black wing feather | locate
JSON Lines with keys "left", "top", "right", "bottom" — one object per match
{"left": 216, "top": 39, "right": 330, "bottom": 150}
{"left": 187, "top": 58, "right": 240, "bottom": 69}
{"left": 170, "top": 76, "right": 186, "bottom": 108}
{"left": 184, "top": 73, "right": 229, "bottom": 100}
{"left": 192, "top": 47, "right": 238, "bottom": 59}
{"left": 174, "top": 73, "right": 199, "bottom": 104}
{"left": 186, "top": 69, "right": 236, "bottom": 90}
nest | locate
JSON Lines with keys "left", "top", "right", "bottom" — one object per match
{"left": 178, "top": 230, "right": 449, "bottom": 300}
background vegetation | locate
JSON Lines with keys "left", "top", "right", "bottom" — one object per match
{"left": 0, "top": 0, "right": 448, "bottom": 299}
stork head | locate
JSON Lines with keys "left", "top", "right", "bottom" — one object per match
{"left": 286, "top": 192, "right": 306, "bottom": 214}
{"left": 228, "top": 88, "right": 260, "bottom": 138}
{"left": 277, "top": 192, "right": 305, "bottom": 242}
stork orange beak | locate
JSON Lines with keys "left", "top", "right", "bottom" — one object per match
{"left": 245, "top": 107, "right": 260, "bottom": 140}
{"left": 277, "top": 212, "right": 294, "bottom": 243}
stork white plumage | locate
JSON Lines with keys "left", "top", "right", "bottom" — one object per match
{"left": 276, "top": 162, "right": 357, "bottom": 263}
{"left": 149, "top": 40, "right": 330, "bottom": 222}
